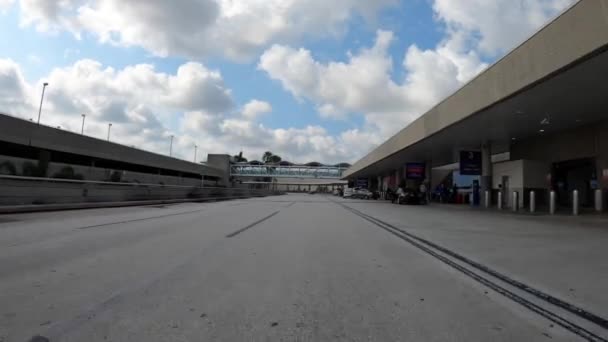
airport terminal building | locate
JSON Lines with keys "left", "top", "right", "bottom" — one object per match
{"left": 343, "top": 0, "right": 608, "bottom": 211}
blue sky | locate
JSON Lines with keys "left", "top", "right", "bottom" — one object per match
{"left": 0, "top": 0, "right": 575, "bottom": 163}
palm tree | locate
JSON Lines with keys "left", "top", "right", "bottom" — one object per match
{"left": 233, "top": 151, "right": 247, "bottom": 162}
{"left": 262, "top": 151, "right": 273, "bottom": 163}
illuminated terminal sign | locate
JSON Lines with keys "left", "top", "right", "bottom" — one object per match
{"left": 406, "top": 163, "right": 425, "bottom": 180}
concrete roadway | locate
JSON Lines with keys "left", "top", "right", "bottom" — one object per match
{"left": 1, "top": 194, "right": 607, "bottom": 341}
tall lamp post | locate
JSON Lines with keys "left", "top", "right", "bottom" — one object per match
{"left": 193, "top": 144, "right": 198, "bottom": 163}
{"left": 37, "top": 82, "right": 49, "bottom": 125}
{"left": 169, "top": 135, "right": 174, "bottom": 156}
{"left": 107, "top": 123, "right": 112, "bottom": 141}
{"left": 81, "top": 114, "right": 86, "bottom": 134}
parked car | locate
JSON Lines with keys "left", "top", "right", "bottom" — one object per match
{"left": 352, "top": 188, "right": 373, "bottom": 200}
{"left": 343, "top": 188, "right": 354, "bottom": 198}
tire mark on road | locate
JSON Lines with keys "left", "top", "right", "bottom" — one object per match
{"left": 225, "top": 211, "right": 280, "bottom": 238}
{"left": 77, "top": 209, "right": 206, "bottom": 230}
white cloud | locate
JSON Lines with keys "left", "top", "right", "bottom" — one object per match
{"left": 259, "top": 30, "right": 485, "bottom": 137}
{"left": 13, "top": 0, "right": 396, "bottom": 60}
{"left": 0, "top": 59, "right": 31, "bottom": 115}
{"left": 242, "top": 100, "right": 272, "bottom": 120}
{"left": 259, "top": 0, "right": 575, "bottom": 143}
{"left": 433, "top": 0, "right": 578, "bottom": 56}
{"left": 0, "top": 0, "right": 14, "bottom": 12}
{"left": 0, "top": 58, "right": 360, "bottom": 164}
{"left": 3, "top": 0, "right": 577, "bottom": 164}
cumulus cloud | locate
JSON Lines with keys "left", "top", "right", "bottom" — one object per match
{"left": 0, "top": 58, "right": 361, "bottom": 164}
{"left": 0, "top": 58, "right": 232, "bottom": 158}
{"left": 259, "top": 30, "right": 485, "bottom": 137}
{"left": 0, "top": 0, "right": 14, "bottom": 12}
{"left": 433, "top": 0, "right": 577, "bottom": 57}
{"left": 2, "top": 0, "right": 577, "bottom": 164}
{"left": 12, "top": 0, "right": 396, "bottom": 60}
{"left": 259, "top": 0, "right": 576, "bottom": 141}
{"left": 242, "top": 100, "right": 272, "bottom": 120}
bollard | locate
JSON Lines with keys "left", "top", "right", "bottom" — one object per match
{"left": 530, "top": 191, "right": 536, "bottom": 213}
{"left": 549, "top": 191, "right": 556, "bottom": 215}
{"left": 498, "top": 192, "right": 503, "bottom": 210}
{"left": 573, "top": 190, "right": 579, "bottom": 216}
{"left": 484, "top": 190, "right": 490, "bottom": 209}
{"left": 595, "top": 189, "right": 604, "bottom": 212}
{"left": 512, "top": 191, "right": 519, "bottom": 212}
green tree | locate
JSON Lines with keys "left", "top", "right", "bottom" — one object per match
{"left": 262, "top": 151, "right": 273, "bottom": 163}
{"left": 233, "top": 151, "right": 248, "bottom": 162}
{"left": 262, "top": 151, "right": 282, "bottom": 164}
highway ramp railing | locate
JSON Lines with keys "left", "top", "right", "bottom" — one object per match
{"left": 0, "top": 175, "right": 283, "bottom": 209}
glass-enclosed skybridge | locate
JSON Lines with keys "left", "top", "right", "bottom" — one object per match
{"left": 230, "top": 162, "right": 348, "bottom": 179}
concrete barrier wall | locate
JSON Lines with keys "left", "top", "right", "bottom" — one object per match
{"left": 0, "top": 155, "right": 219, "bottom": 187}
{"left": 0, "top": 176, "right": 280, "bottom": 206}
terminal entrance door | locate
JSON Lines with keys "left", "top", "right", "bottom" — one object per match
{"left": 552, "top": 158, "right": 596, "bottom": 207}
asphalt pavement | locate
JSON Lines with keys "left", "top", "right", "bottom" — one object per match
{"left": 1, "top": 194, "right": 607, "bottom": 341}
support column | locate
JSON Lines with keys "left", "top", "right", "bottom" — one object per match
{"left": 395, "top": 169, "right": 400, "bottom": 188}
{"left": 481, "top": 142, "right": 492, "bottom": 198}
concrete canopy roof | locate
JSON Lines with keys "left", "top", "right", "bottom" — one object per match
{"left": 343, "top": 0, "right": 608, "bottom": 180}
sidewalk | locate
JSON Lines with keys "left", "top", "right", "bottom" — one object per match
{"left": 342, "top": 199, "right": 608, "bottom": 317}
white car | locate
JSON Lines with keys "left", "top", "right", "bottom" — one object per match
{"left": 353, "top": 188, "right": 373, "bottom": 199}
{"left": 343, "top": 188, "right": 354, "bottom": 198}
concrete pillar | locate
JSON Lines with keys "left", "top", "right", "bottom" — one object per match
{"left": 395, "top": 169, "right": 400, "bottom": 188}
{"left": 481, "top": 142, "right": 492, "bottom": 195}
{"left": 425, "top": 161, "right": 432, "bottom": 203}
{"left": 550, "top": 191, "right": 556, "bottom": 215}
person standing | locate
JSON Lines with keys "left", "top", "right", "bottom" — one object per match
{"left": 419, "top": 182, "right": 428, "bottom": 204}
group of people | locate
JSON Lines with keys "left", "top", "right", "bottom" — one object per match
{"left": 433, "top": 183, "right": 459, "bottom": 203}
{"left": 386, "top": 182, "right": 429, "bottom": 204}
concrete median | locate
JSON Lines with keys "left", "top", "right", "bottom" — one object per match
{"left": 0, "top": 175, "right": 283, "bottom": 213}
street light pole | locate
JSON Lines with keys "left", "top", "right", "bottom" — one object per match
{"left": 81, "top": 114, "right": 86, "bottom": 134}
{"left": 194, "top": 144, "right": 198, "bottom": 163}
{"left": 169, "top": 135, "right": 174, "bottom": 156}
{"left": 37, "top": 82, "right": 49, "bottom": 125}
{"left": 107, "top": 123, "right": 112, "bottom": 141}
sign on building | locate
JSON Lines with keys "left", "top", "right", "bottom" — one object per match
{"left": 459, "top": 151, "right": 482, "bottom": 175}
{"left": 405, "top": 162, "right": 425, "bottom": 180}
{"left": 356, "top": 178, "right": 369, "bottom": 188}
